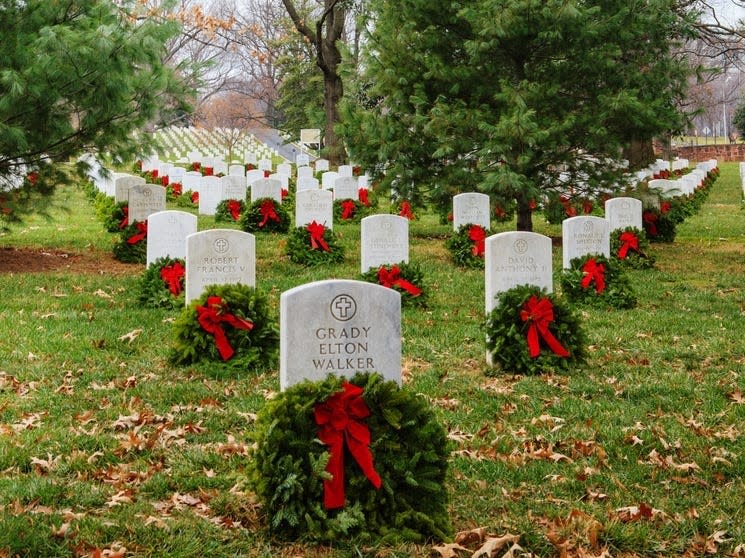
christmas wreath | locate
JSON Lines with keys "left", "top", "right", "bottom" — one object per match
{"left": 357, "top": 188, "right": 377, "bottom": 209}
{"left": 112, "top": 221, "right": 147, "bottom": 264}
{"left": 642, "top": 206, "right": 676, "bottom": 243}
{"left": 166, "top": 182, "right": 183, "bottom": 202}
{"left": 485, "top": 284, "right": 586, "bottom": 375}
{"left": 215, "top": 199, "right": 246, "bottom": 223}
{"left": 239, "top": 197, "right": 290, "bottom": 233}
{"left": 610, "top": 227, "right": 655, "bottom": 269}
{"left": 95, "top": 197, "right": 128, "bottom": 233}
{"left": 174, "top": 190, "right": 199, "bottom": 209}
{"left": 360, "top": 262, "right": 426, "bottom": 307}
{"left": 138, "top": 257, "right": 186, "bottom": 309}
{"left": 334, "top": 198, "right": 367, "bottom": 223}
{"left": 286, "top": 221, "right": 345, "bottom": 266}
{"left": 168, "top": 284, "right": 278, "bottom": 371}
{"left": 445, "top": 224, "right": 487, "bottom": 269}
{"left": 492, "top": 197, "right": 516, "bottom": 223}
{"left": 248, "top": 372, "right": 452, "bottom": 543}
{"left": 560, "top": 254, "right": 637, "bottom": 309}
{"left": 395, "top": 200, "right": 415, "bottom": 220}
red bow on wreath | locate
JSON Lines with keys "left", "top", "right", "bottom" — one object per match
{"left": 160, "top": 175, "right": 169, "bottom": 187}
{"left": 469, "top": 224, "right": 486, "bottom": 257}
{"left": 399, "top": 201, "right": 414, "bottom": 220}
{"left": 617, "top": 231, "right": 639, "bottom": 259}
{"left": 307, "top": 220, "right": 330, "bottom": 251}
{"left": 160, "top": 262, "right": 185, "bottom": 296}
{"left": 314, "top": 382, "right": 382, "bottom": 509}
{"left": 643, "top": 211, "right": 658, "bottom": 237}
{"left": 259, "top": 199, "right": 280, "bottom": 227}
{"left": 196, "top": 296, "right": 254, "bottom": 361}
{"left": 377, "top": 265, "right": 422, "bottom": 296}
{"left": 581, "top": 258, "right": 606, "bottom": 293}
{"left": 341, "top": 199, "right": 356, "bottom": 220}
{"left": 119, "top": 206, "right": 129, "bottom": 229}
{"left": 227, "top": 200, "right": 242, "bottom": 221}
{"left": 520, "top": 295, "right": 570, "bottom": 358}
{"left": 191, "top": 192, "right": 200, "bottom": 204}
{"left": 358, "top": 188, "right": 370, "bottom": 207}
{"left": 127, "top": 221, "right": 148, "bottom": 244}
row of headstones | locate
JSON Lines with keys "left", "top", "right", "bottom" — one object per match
{"left": 632, "top": 157, "right": 691, "bottom": 184}
{"left": 152, "top": 127, "right": 277, "bottom": 163}
{"left": 647, "top": 160, "right": 716, "bottom": 198}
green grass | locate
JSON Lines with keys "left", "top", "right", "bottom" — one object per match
{"left": 1, "top": 165, "right": 745, "bottom": 556}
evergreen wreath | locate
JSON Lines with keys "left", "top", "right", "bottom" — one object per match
{"left": 286, "top": 222, "right": 345, "bottom": 266}
{"left": 642, "top": 207, "right": 676, "bottom": 243}
{"left": 112, "top": 221, "right": 147, "bottom": 264}
{"left": 215, "top": 199, "right": 246, "bottom": 223}
{"left": 395, "top": 200, "right": 415, "bottom": 220}
{"left": 168, "top": 283, "right": 278, "bottom": 371}
{"left": 485, "top": 284, "right": 586, "bottom": 375}
{"left": 360, "top": 262, "right": 426, "bottom": 307}
{"left": 95, "top": 196, "right": 128, "bottom": 232}
{"left": 166, "top": 182, "right": 183, "bottom": 202}
{"left": 239, "top": 197, "right": 290, "bottom": 233}
{"left": 248, "top": 372, "right": 452, "bottom": 543}
{"left": 138, "top": 257, "right": 186, "bottom": 309}
{"left": 610, "top": 227, "right": 655, "bottom": 269}
{"left": 334, "top": 198, "right": 367, "bottom": 223}
{"left": 174, "top": 190, "right": 199, "bottom": 209}
{"left": 445, "top": 224, "right": 486, "bottom": 269}
{"left": 357, "top": 187, "right": 378, "bottom": 210}
{"left": 492, "top": 197, "right": 516, "bottom": 223}
{"left": 560, "top": 254, "right": 637, "bottom": 309}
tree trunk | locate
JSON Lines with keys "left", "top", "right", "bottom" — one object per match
{"left": 322, "top": 67, "right": 346, "bottom": 166}
{"left": 516, "top": 198, "right": 533, "bottom": 232}
{"left": 623, "top": 138, "right": 655, "bottom": 170}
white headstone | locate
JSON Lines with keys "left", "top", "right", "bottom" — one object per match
{"left": 127, "top": 183, "right": 166, "bottom": 223}
{"left": 228, "top": 164, "right": 246, "bottom": 177}
{"left": 315, "top": 159, "right": 330, "bottom": 172}
{"left": 296, "top": 154, "right": 310, "bottom": 167}
{"left": 280, "top": 280, "right": 401, "bottom": 390}
{"left": 258, "top": 159, "right": 273, "bottom": 171}
{"left": 338, "top": 165, "right": 353, "bottom": 177}
{"left": 213, "top": 161, "right": 228, "bottom": 176}
{"left": 297, "top": 166, "right": 314, "bottom": 179}
{"left": 146, "top": 210, "right": 198, "bottom": 266}
{"left": 334, "top": 176, "right": 359, "bottom": 200}
{"left": 276, "top": 163, "right": 292, "bottom": 177}
{"left": 182, "top": 171, "right": 202, "bottom": 194}
{"left": 485, "top": 232, "right": 553, "bottom": 312}
{"left": 296, "top": 189, "right": 333, "bottom": 229}
{"left": 114, "top": 174, "right": 146, "bottom": 203}
{"left": 269, "top": 172, "right": 289, "bottom": 189}
{"left": 604, "top": 197, "right": 642, "bottom": 232}
{"left": 360, "top": 215, "right": 409, "bottom": 273}
{"left": 250, "top": 178, "right": 282, "bottom": 203}
{"left": 322, "top": 171, "right": 339, "bottom": 190}
{"left": 297, "top": 176, "right": 320, "bottom": 191}
{"left": 453, "top": 192, "right": 491, "bottom": 230}
{"left": 185, "top": 229, "right": 256, "bottom": 305}
{"left": 169, "top": 167, "right": 186, "bottom": 185}
{"left": 562, "top": 216, "right": 610, "bottom": 269}
{"left": 220, "top": 175, "right": 247, "bottom": 201}
{"left": 246, "top": 169, "right": 265, "bottom": 185}
{"left": 198, "top": 175, "right": 222, "bottom": 215}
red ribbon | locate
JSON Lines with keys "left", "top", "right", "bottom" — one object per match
{"left": 520, "top": 296, "right": 571, "bottom": 358}
{"left": 377, "top": 265, "right": 422, "bottom": 296}
{"left": 399, "top": 201, "right": 414, "bottom": 220}
{"left": 618, "top": 231, "right": 639, "bottom": 259}
{"left": 191, "top": 191, "right": 199, "bottom": 204}
{"left": 192, "top": 162, "right": 201, "bottom": 171}
{"left": 171, "top": 182, "right": 182, "bottom": 196}
{"left": 643, "top": 211, "right": 658, "bottom": 236}
{"left": 118, "top": 206, "right": 129, "bottom": 229}
{"left": 160, "top": 176, "right": 169, "bottom": 186}
{"left": 581, "top": 258, "right": 606, "bottom": 293}
{"left": 469, "top": 224, "right": 486, "bottom": 257}
{"left": 281, "top": 188, "right": 288, "bottom": 199}
{"left": 660, "top": 201, "right": 671, "bottom": 214}
{"left": 196, "top": 296, "right": 254, "bottom": 361}
{"left": 258, "top": 199, "right": 279, "bottom": 227}
{"left": 341, "top": 199, "right": 356, "bottom": 220}
{"left": 204, "top": 167, "right": 213, "bottom": 176}
{"left": 27, "top": 172, "right": 39, "bottom": 185}
{"left": 495, "top": 206, "right": 506, "bottom": 219}
{"left": 151, "top": 169, "right": 159, "bottom": 179}
{"left": 127, "top": 221, "right": 148, "bottom": 244}
{"left": 160, "top": 262, "right": 185, "bottom": 295}
{"left": 307, "top": 220, "right": 330, "bottom": 251}
{"left": 314, "top": 382, "right": 382, "bottom": 509}
{"left": 358, "top": 188, "right": 370, "bottom": 207}
{"left": 227, "top": 200, "right": 242, "bottom": 221}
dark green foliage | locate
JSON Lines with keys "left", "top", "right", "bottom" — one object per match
{"left": 484, "top": 284, "right": 586, "bottom": 375}
{"left": 643, "top": 207, "right": 677, "bottom": 243}
{"left": 95, "top": 198, "right": 127, "bottom": 233}
{"left": 248, "top": 372, "right": 452, "bottom": 543}
{"left": 174, "top": 191, "right": 199, "bottom": 209}
{"left": 138, "top": 257, "right": 185, "bottom": 309}
{"left": 169, "top": 284, "right": 278, "bottom": 371}
{"left": 560, "top": 254, "right": 637, "bottom": 309}
{"left": 445, "top": 225, "right": 485, "bottom": 269}
{"left": 0, "top": 0, "right": 190, "bottom": 217}
{"left": 112, "top": 222, "right": 147, "bottom": 264}
{"left": 610, "top": 227, "right": 655, "bottom": 269}
{"left": 286, "top": 225, "right": 345, "bottom": 266}
{"left": 215, "top": 199, "right": 245, "bottom": 223}
{"left": 360, "top": 261, "right": 427, "bottom": 307}
{"left": 239, "top": 198, "right": 290, "bottom": 233}
{"left": 334, "top": 199, "right": 368, "bottom": 223}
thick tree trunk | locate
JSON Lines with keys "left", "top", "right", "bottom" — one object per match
{"left": 623, "top": 138, "right": 655, "bottom": 170}
{"left": 322, "top": 69, "right": 346, "bottom": 166}
{"left": 516, "top": 198, "right": 533, "bottom": 232}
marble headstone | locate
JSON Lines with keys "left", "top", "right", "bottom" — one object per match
{"left": 453, "top": 192, "right": 491, "bottom": 230}
{"left": 146, "top": 210, "right": 198, "bottom": 266}
{"left": 360, "top": 215, "right": 409, "bottom": 273}
{"left": 562, "top": 216, "right": 610, "bottom": 268}
{"left": 604, "top": 197, "right": 642, "bottom": 232}
{"left": 127, "top": 183, "right": 166, "bottom": 223}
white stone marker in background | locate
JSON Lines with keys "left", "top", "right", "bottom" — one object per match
{"left": 453, "top": 192, "right": 491, "bottom": 230}
{"left": 146, "top": 210, "right": 198, "bottom": 266}
{"left": 360, "top": 215, "right": 409, "bottom": 273}
{"left": 127, "top": 183, "right": 166, "bottom": 223}
{"left": 250, "top": 178, "right": 282, "bottom": 203}
{"left": 604, "top": 197, "right": 642, "bottom": 232}
{"left": 295, "top": 189, "right": 333, "bottom": 229}
{"left": 561, "top": 215, "right": 610, "bottom": 269}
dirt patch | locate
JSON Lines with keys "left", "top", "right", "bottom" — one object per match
{"left": 0, "top": 247, "right": 140, "bottom": 275}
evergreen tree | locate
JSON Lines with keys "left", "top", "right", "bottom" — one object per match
{"left": 343, "top": 0, "right": 696, "bottom": 230}
{"left": 0, "top": 0, "right": 190, "bottom": 222}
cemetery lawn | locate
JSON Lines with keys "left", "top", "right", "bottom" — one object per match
{"left": 1, "top": 165, "right": 745, "bottom": 557}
